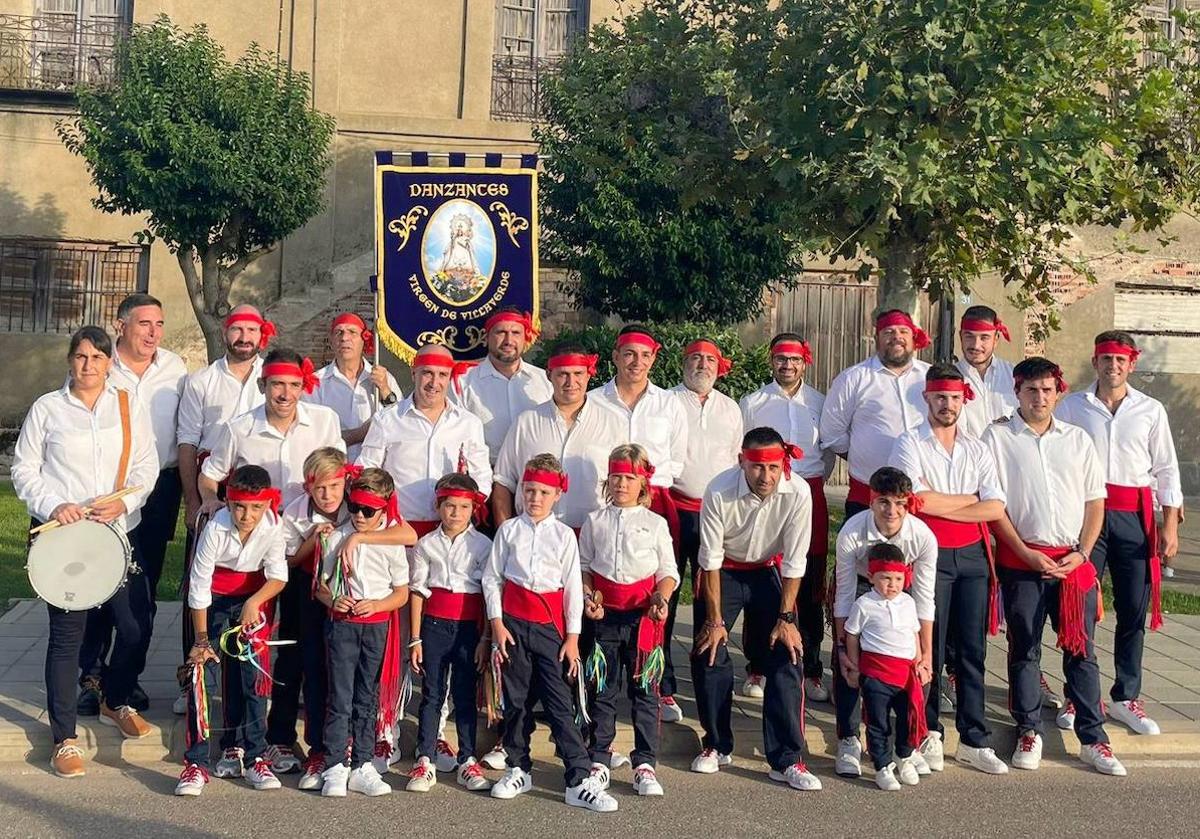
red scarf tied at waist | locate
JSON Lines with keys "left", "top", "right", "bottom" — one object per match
{"left": 694, "top": 553, "right": 782, "bottom": 598}
{"left": 923, "top": 514, "right": 1001, "bottom": 637}
{"left": 590, "top": 574, "right": 664, "bottom": 668}
{"left": 211, "top": 566, "right": 266, "bottom": 598}
{"left": 1106, "top": 483, "right": 1162, "bottom": 631}
{"left": 995, "top": 540, "right": 1102, "bottom": 657}
{"left": 859, "top": 651, "right": 929, "bottom": 747}
{"left": 425, "top": 587, "right": 484, "bottom": 623}
{"left": 502, "top": 581, "right": 566, "bottom": 639}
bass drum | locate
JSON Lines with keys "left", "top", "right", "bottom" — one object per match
{"left": 26, "top": 519, "right": 132, "bottom": 611}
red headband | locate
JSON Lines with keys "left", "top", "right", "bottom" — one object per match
{"left": 684, "top": 340, "right": 733, "bottom": 377}
{"left": 522, "top": 468, "right": 569, "bottom": 492}
{"left": 868, "top": 557, "right": 914, "bottom": 588}
{"left": 741, "top": 443, "right": 804, "bottom": 480}
{"left": 616, "top": 332, "right": 662, "bottom": 354}
{"left": 961, "top": 317, "right": 1010, "bottom": 342}
{"left": 226, "top": 486, "right": 282, "bottom": 514}
{"left": 547, "top": 353, "right": 599, "bottom": 376}
{"left": 484, "top": 310, "right": 538, "bottom": 343}
{"left": 924, "top": 379, "right": 975, "bottom": 401}
{"left": 305, "top": 463, "right": 361, "bottom": 489}
{"left": 870, "top": 489, "right": 925, "bottom": 514}
{"left": 262, "top": 358, "right": 319, "bottom": 394}
{"left": 413, "top": 347, "right": 456, "bottom": 369}
{"left": 224, "top": 312, "right": 276, "bottom": 350}
{"left": 435, "top": 487, "right": 490, "bottom": 525}
{"left": 330, "top": 313, "right": 375, "bottom": 354}
{"left": 1093, "top": 340, "right": 1140, "bottom": 362}
{"left": 771, "top": 340, "right": 814, "bottom": 365}
{"left": 608, "top": 459, "right": 655, "bottom": 480}
{"left": 1014, "top": 367, "right": 1069, "bottom": 395}
{"left": 348, "top": 487, "right": 401, "bottom": 525}
{"left": 875, "top": 312, "right": 931, "bottom": 350}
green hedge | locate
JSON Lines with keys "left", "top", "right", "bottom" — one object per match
{"left": 529, "top": 322, "right": 772, "bottom": 402}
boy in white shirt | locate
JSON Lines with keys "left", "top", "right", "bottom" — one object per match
{"left": 176, "top": 465, "right": 288, "bottom": 796}
{"left": 844, "top": 544, "right": 931, "bottom": 792}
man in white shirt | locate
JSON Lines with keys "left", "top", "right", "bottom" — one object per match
{"left": 955, "top": 305, "right": 1018, "bottom": 437}
{"left": 359, "top": 343, "right": 492, "bottom": 536}
{"left": 740, "top": 333, "right": 833, "bottom": 701}
{"left": 821, "top": 310, "right": 931, "bottom": 515}
{"left": 889, "top": 364, "right": 1009, "bottom": 775}
{"left": 983, "top": 357, "right": 1126, "bottom": 776}
{"left": 454, "top": 308, "right": 553, "bottom": 464}
{"left": 493, "top": 343, "right": 625, "bottom": 530}
{"left": 689, "top": 428, "right": 819, "bottom": 792}
{"left": 306, "top": 312, "right": 401, "bottom": 461}
{"left": 1056, "top": 331, "right": 1182, "bottom": 736}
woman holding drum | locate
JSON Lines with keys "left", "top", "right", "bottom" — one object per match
{"left": 12, "top": 325, "right": 160, "bottom": 777}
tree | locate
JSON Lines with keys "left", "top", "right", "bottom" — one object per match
{"left": 59, "top": 17, "right": 334, "bottom": 360}
{"left": 536, "top": 2, "right": 804, "bottom": 324}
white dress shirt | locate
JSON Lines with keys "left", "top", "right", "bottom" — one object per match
{"left": 671, "top": 385, "right": 743, "bottom": 500}
{"left": 588, "top": 379, "right": 688, "bottom": 487}
{"left": 889, "top": 421, "right": 1006, "bottom": 502}
{"left": 321, "top": 521, "right": 409, "bottom": 601}
{"left": 108, "top": 347, "right": 187, "bottom": 469}
{"left": 1056, "top": 384, "right": 1183, "bottom": 508}
{"left": 410, "top": 525, "right": 492, "bottom": 598}
{"left": 579, "top": 504, "right": 679, "bottom": 585}
{"left": 955, "top": 357, "right": 1018, "bottom": 438}
{"left": 982, "top": 413, "right": 1106, "bottom": 546}
{"left": 845, "top": 590, "right": 920, "bottom": 659}
{"left": 358, "top": 397, "right": 492, "bottom": 522}
{"left": 13, "top": 383, "right": 159, "bottom": 532}
{"left": 305, "top": 359, "right": 402, "bottom": 462}
{"left": 177, "top": 356, "right": 265, "bottom": 452}
{"left": 739, "top": 381, "right": 829, "bottom": 479}
{"left": 202, "top": 403, "right": 345, "bottom": 507}
{"left": 821, "top": 356, "right": 931, "bottom": 483}
{"left": 493, "top": 398, "right": 627, "bottom": 529}
{"left": 454, "top": 357, "right": 554, "bottom": 463}
{"left": 187, "top": 507, "right": 288, "bottom": 609}
{"left": 833, "top": 510, "right": 938, "bottom": 621}
{"left": 280, "top": 494, "right": 344, "bottom": 555}
{"left": 482, "top": 513, "right": 584, "bottom": 634}
{"left": 698, "top": 466, "right": 812, "bottom": 579}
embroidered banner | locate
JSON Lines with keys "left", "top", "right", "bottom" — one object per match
{"left": 374, "top": 153, "right": 540, "bottom": 362}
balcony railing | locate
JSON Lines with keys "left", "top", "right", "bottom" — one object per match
{"left": 490, "top": 55, "right": 562, "bottom": 123}
{"left": 0, "top": 14, "right": 128, "bottom": 94}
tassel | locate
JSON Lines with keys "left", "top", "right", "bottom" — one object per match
{"left": 637, "top": 645, "right": 666, "bottom": 694}
{"left": 188, "top": 662, "right": 209, "bottom": 747}
{"left": 375, "top": 610, "right": 403, "bottom": 739}
{"left": 1056, "top": 562, "right": 1098, "bottom": 658}
{"left": 906, "top": 663, "right": 929, "bottom": 748}
{"left": 987, "top": 576, "right": 1000, "bottom": 637}
{"left": 585, "top": 643, "right": 608, "bottom": 694}
{"left": 1150, "top": 554, "right": 1163, "bottom": 631}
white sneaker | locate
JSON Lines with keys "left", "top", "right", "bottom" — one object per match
{"left": 348, "top": 763, "right": 392, "bottom": 796}
{"left": 174, "top": 762, "right": 208, "bottom": 796}
{"left": 806, "top": 676, "right": 830, "bottom": 703}
{"left": 908, "top": 750, "right": 931, "bottom": 776}
{"left": 1056, "top": 702, "right": 1076, "bottom": 731}
{"left": 264, "top": 744, "right": 300, "bottom": 774}
{"left": 632, "top": 763, "right": 663, "bottom": 796}
{"left": 406, "top": 757, "right": 436, "bottom": 792}
{"left": 481, "top": 745, "right": 508, "bottom": 770}
{"left": 690, "top": 748, "right": 732, "bottom": 774}
{"left": 456, "top": 757, "right": 492, "bottom": 791}
{"left": 895, "top": 757, "right": 920, "bottom": 786}
{"left": 372, "top": 739, "right": 402, "bottom": 775}
{"left": 955, "top": 744, "right": 1010, "bottom": 775}
{"left": 172, "top": 690, "right": 188, "bottom": 716}
{"left": 321, "top": 763, "right": 349, "bottom": 797}
{"left": 768, "top": 761, "right": 822, "bottom": 791}
{"left": 1080, "top": 742, "right": 1127, "bottom": 776}
{"left": 610, "top": 750, "right": 632, "bottom": 769}
{"left": 1011, "top": 731, "right": 1042, "bottom": 771}
{"left": 834, "top": 737, "right": 862, "bottom": 777}
{"left": 565, "top": 774, "right": 619, "bottom": 812}
{"left": 433, "top": 739, "right": 459, "bottom": 773}
{"left": 875, "top": 763, "right": 901, "bottom": 791}
{"left": 298, "top": 753, "right": 326, "bottom": 791}
{"left": 490, "top": 766, "right": 532, "bottom": 799}
{"left": 741, "top": 674, "right": 765, "bottom": 698}
{"left": 919, "top": 732, "right": 944, "bottom": 772}
{"left": 1108, "top": 699, "right": 1161, "bottom": 736}
{"left": 590, "top": 762, "right": 611, "bottom": 790}
{"left": 245, "top": 757, "right": 282, "bottom": 790}
{"left": 660, "top": 695, "right": 684, "bottom": 722}
{"left": 1040, "top": 673, "right": 1065, "bottom": 709}
{"left": 214, "top": 747, "right": 244, "bottom": 779}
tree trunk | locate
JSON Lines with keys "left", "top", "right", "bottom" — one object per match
{"left": 874, "top": 239, "right": 920, "bottom": 322}
{"left": 177, "top": 247, "right": 228, "bottom": 363}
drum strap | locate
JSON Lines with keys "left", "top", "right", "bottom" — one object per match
{"left": 114, "top": 389, "right": 132, "bottom": 493}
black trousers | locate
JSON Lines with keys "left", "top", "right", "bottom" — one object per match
{"left": 416, "top": 615, "right": 480, "bottom": 761}
{"left": 500, "top": 616, "right": 591, "bottom": 787}
{"left": 861, "top": 675, "right": 914, "bottom": 769}
{"left": 833, "top": 576, "right": 873, "bottom": 739}
{"left": 1092, "top": 509, "right": 1152, "bottom": 702}
{"left": 662, "top": 507, "right": 699, "bottom": 697}
{"left": 926, "top": 542, "right": 991, "bottom": 748}
{"left": 798, "top": 552, "right": 826, "bottom": 679}
{"left": 265, "top": 567, "right": 325, "bottom": 750}
{"left": 585, "top": 609, "right": 660, "bottom": 768}
{"left": 1000, "top": 566, "right": 1108, "bottom": 746}
{"left": 691, "top": 567, "right": 807, "bottom": 771}
{"left": 324, "top": 618, "right": 388, "bottom": 769}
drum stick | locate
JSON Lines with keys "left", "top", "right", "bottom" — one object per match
{"left": 29, "top": 486, "right": 144, "bottom": 535}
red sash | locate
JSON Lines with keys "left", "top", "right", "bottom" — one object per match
{"left": 1105, "top": 483, "right": 1162, "bottom": 631}
{"left": 848, "top": 476, "right": 872, "bottom": 507}
{"left": 995, "top": 540, "right": 1101, "bottom": 657}
{"left": 694, "top": 553, "right": 781, "bottom": 598}
{"left": 668, "top": 488, "right": 702, "bottom": 514}
{"left": 924, "top": 515, "right": 1000, "bottom": 636}
{"left": 590, "top": 573, "right": 663, "bottom": 660}
{"left": 211, "top": 567, "right": 266, "bottom": 598}
{"left": 859, "top": 651, "right": 928, "bottom": 747}
{"left": 649, "top": 486, "right": 682, "bottom": 557}
{"left": 425, "top": 588, "right": 484, "bottom": 623}
{"left": 502, "top": 582, "right": 566, "bottom": 639}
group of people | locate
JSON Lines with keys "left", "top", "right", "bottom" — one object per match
{"left": 10, "top": 291, "right": 1180, "bottom": 808}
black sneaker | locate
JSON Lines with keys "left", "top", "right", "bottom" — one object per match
{"left": 129, "top": 684, "right": 150, "bottom": 713}
{"left": 77, "top": 677, "right": 101, "bottom": 717}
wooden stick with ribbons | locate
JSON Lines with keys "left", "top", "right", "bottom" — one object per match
{"left": 29, "top": 486, "right": 144, "bottom": 535}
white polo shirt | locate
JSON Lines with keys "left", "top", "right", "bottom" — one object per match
{"left": 955, "top": 357, "right": 1018, "bottom": 438}
{"left": 108, "top": 347, "right": 187, "bottom": 469}
{"left": 201, "top": 402, "right": 345, "bottom": 507}
{"left": 304, "top": 359, "right": 402, "bottom": 462}
{"left": 410, "top": 525, "right": 492, "bottom": 598}
{"left": 739, "top": 380, "right": 828, "bottom": 479}
{"left": 833, "top": 510, "right": 938, "bottom": 621}
{"left": 698, "top": 465, "right": 813, "bottom": 579}
{"left": 845, "top": 590, "right": 920, "bottom": 659}
{"left": 588, "top": 379, "right": 688, "bottom": 487}
{"left": 671, "top": 384, "right": 743, "bottom": 500}
{"left": 454, "top": 357, "right": 554, "bottom": 464}
{"left": 889, "top": 420, "right": 1006, "bottom": 501}
{"left": 1056, "top": 383, "right": 1183, "bottom": 508}
{"left": 482, "top": 513, "right": 584, "bottom": 634}
{"left": 177, "top": 356, "right": 265, "bottom": 453}
{"left": 982, "top": 413, "right": 1107, "bottom": 546}
{"left": 187, "top": 507, "right": 288, "bottom": 609}
{"left": 579, "top": 504, "right": 678, "bottom": 585}
{"left": 321, "top": 521, "right": 408, "bottom": 601}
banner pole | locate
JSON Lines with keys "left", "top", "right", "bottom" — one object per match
{"left": 371, "top": 156, "right": 380, "bottom": 414}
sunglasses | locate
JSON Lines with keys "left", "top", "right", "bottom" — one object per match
{"left": 346, "top": 501, "right": 383, "bottom": 517}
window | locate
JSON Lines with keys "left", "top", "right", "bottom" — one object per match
{"left": 491, "top": 1, "right": 588, "bottom": 122}
{"left": 0, "top": 1, "right": 132, "bottom": 93}
{"left": 0, "top": 238, "right": 149, "bottom": 334}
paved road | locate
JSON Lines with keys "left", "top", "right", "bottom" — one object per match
{"left": 0, "top": 758, "right": 1193, "bottom": 838}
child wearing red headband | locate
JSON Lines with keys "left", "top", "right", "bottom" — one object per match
{"left": 177, "top": 465, "right": 288, "bottom": 796}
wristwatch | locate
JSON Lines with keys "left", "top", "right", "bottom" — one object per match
{"left": 1071, "top": 543, "right": 1091, "bottom": 562}
{"left": 381, "top": 392, "right": 398, "bottom": 406}
{"left": 777, "top": 612, "right": 796, "bottom": 624}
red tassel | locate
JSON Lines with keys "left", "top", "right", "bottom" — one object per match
{"left": 375, "top": 610, "right": 403, "bottom": 738}
{"left": 1150, "top": 554, "right": 1163, "bottom": 631}
{"left": 987, "top": 576, "right": 1000, "bottom": 637}
{"left": 1057, "top": 562, "right": 1098, "bottom": 658}
{"left": 906, "top": 662, "right": 929, "bottom": 748}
